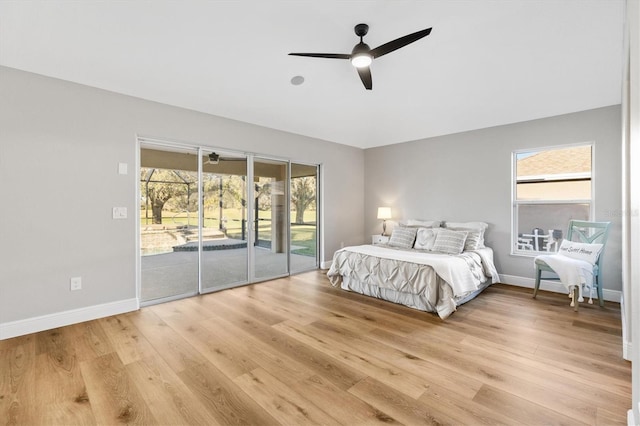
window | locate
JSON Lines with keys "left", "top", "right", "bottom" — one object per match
{"left": 512, "top": 144, "right": 593, "bottom": 255}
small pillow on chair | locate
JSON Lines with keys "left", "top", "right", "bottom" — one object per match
{"left": 557, "top": 240, "right": 603, "bottom": 264}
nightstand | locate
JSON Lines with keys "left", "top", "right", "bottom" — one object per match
{"left": 372, "top": 235, "right": 390, "bottom": 244}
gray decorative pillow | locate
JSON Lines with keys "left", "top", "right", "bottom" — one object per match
{"left": 444, "top": 221, "right": 488, "bottom": 247}
{"left": 388, "top": 226, "right": 417, "bottom": 249}
{"left": 432, "top": 229, "right": 468, "bottom": 254}
{"left": 463, "top": 231, "right": 482, "bottom": 251}
{"left": 450, "top": 228, "right": 482, "bottom": 251}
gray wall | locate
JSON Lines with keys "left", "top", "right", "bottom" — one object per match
{"left": 364, "top": 105, "right": 623, "bottom": 291}
{"left": 0, "top": 66, "right": 364, "bottom": 324}
{"left": 0, "top": 64, "right": 622, "bottom": 330}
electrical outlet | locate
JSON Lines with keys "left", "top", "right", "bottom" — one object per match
{"left": 70, "top": 276, "right": 82, "bottom": 291}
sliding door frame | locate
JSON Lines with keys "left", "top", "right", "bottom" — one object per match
{"left": 249, "top": 155, "right": 292, "bottom": 283}
{"left": 247, "top": 155, "right": 255, "bottom": 283}
{"left": 136, "top": 135, "right": 320, "bottom": 306}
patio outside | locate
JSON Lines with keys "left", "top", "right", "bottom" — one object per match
{"left": 140, "top": 164, "right": 317, "bottom": 303}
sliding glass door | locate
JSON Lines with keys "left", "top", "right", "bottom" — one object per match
{"left": 290, "top": 163, "right": 319, "bottom": 273}
{"left": 138, "top": 140, "right": 320, "bottom": 305}
{"left": 140, "top": 145, "right": 199, "bottom": 303}
{"left": 201, "top": 151, "right": 249, "bottom": 292}
{"left": 253, "top": 157, "right": 289, "bottom": 280}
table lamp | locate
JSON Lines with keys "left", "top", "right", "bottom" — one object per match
{"left": 377, "top": 207, "right": 392, "bottom": 236}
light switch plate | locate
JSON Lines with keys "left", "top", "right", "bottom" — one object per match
{"left": 118, "top": 162, "right": 128, "bottom": 175}
{"left": 112, "top": 207, "right": 127, "bottom": 219}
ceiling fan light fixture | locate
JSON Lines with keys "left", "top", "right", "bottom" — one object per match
{"left": 351, "top": 53, "right": 372, "bottom": 68}
{"left": 351, "top": 41, "right": 372, "bottom": 68}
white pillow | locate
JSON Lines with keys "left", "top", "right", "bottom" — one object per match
{"left": 403, "top": 219, "right": 441, "bottom": 228}
{"left": 444, "top": 221, "right": 488, "bottom": 231}
{"left": 432, "top": 229, "right": 468, "bottom": 255}
{"left": 388, "top": 226, "right": 417, "bottom": 249}
{"left": 414, "top": 227, "right": 440, "bottom": 250}
{"left": 557, "top": 240, "right": 603, "bottom": 264}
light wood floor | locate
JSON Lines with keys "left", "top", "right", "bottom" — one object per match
{"left": 0, "top": 270, "right": 631, "bottom": 425}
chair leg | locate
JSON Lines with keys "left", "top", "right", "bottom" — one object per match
{"left": 533, "top": 267, "right": 542, "bottom": 298}
{"left": 597, "top": 273, "right": 604, "bottom": 307}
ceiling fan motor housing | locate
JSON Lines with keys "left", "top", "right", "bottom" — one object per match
{"left": 351, "top": 42, "right": 371, "bottom": 56}
{"left": 354, "top": 23, "right": 369, "bottom": 38}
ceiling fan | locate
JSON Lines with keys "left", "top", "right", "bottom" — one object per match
{"left": 204, "top": 152, "right": 245, "bottom": 165}
{"left": 205, "top": 152, "right": 220, "bottom": 165}
{"left": 289, "top": 23, "right": 432, "bottom": 90}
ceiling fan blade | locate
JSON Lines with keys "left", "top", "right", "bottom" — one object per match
{"left": 370, "top": 27, "right": 432, "bottom": 58}
{"left": 357, "top": 66, "right": 372, "bottom": 90}
{"left": 288, "top": 53, "right": 351, "bottom": 59}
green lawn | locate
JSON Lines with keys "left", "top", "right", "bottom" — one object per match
{"left": 289, "top": 224, "right": 317, "bottom": 256}
{"left": 141, "top": 208, "right": 317, "bottom": 257}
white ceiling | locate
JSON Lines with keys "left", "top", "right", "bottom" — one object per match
{"left": 0, "top": 0, "right": 624, "bottom": 149}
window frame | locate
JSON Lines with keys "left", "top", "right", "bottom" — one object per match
{"left": 511, "top": 142, "right": 595, "bottom": 256}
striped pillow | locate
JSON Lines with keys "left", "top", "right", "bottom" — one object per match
{"left": 463, "top": 231, "right": 482, "bottom": 251}
{"left": 388, "top": 227, "right": 417, "bottom": 249}
{"left": 432, "top": 229, "right": 468, "bottom": 255}
{"left": 444, "top": 222, "right": 488, "bottom": 247}
{"left": 450, "top": 228, "right": 482, "bottom": 251}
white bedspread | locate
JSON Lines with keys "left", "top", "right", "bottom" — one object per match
{"left": 333, "top": 244, "right": 497, "bottom": 297}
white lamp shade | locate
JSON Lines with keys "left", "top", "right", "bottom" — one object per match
{"left": 377, "top": 207, "right": 392, "bottom": 220}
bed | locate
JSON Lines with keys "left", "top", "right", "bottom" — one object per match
{"left": 326, "top": 221, "right": 500, "bottom": 319}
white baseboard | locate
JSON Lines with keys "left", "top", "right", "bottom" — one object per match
{"left": 628, "top": 409, "right": 636, "bottom": 426}
{"left": 498, "top": 274, "right": 621, "bottom": 303}
{"left": 623, "top": 340, "right": 633, "bottom": 361}
{"left": 320, "top": 260, "right": 332, "bottom": 269}
{"left": 0, "top": 298, "right": 139, "bottom": 340}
